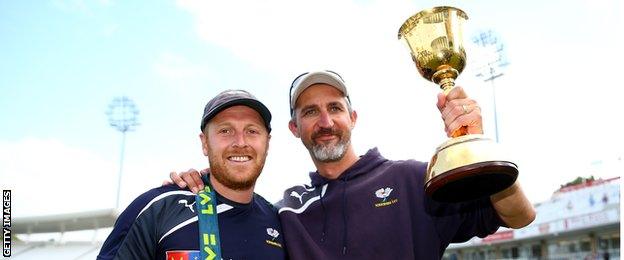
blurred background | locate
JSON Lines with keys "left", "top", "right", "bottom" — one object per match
{"left": 1, "top": 0, "right": 621, "bottom": 259}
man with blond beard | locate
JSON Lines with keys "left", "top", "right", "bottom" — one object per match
{"left": 98, "top": 90, "right": 286, "bottom": 260}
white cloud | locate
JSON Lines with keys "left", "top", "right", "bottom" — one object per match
{"left": 175, "top": 0, "right": 418, "bottom": 75}
{"left": 152, "top": 52, "right": 215, "bottom": 84}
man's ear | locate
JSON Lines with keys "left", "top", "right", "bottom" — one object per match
{"left": 350, "top": 110, "right": 358, "bottom": 129}
{"left": 199, "top": 132, "right": 209, "bottom": 156}
{"left": 288, "top": 120, "right": 300, "bottom": 138}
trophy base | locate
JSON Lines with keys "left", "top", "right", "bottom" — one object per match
{"left": 424, "top": 134, "right": 518, "bottom": 202}
{"left": 425, "top": 161, "right": 518, "bottom": 202}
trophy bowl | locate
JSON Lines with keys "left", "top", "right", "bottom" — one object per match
{"left": 398, "top": 6, "right": 518, "bottom": 202}
{"left": 398, "top": 6, "right": 467, "bottom": 87}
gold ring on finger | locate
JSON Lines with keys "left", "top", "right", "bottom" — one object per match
{"left": 462, "top": 104, "right": 468, "bottom": 115}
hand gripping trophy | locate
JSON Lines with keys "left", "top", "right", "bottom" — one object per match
{"left": 398, "top": 6, "right": 517, "bottom": 202}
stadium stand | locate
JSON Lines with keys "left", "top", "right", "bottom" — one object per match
{"left": 444, "top": 177, "right": 620, "bottom": 259}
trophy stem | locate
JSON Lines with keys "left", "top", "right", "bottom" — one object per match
{"left": 432, "top": 67, "right": 459, "bottom": 95}
{"left": 439, "top": 78, "right": 455, "bottom": 95}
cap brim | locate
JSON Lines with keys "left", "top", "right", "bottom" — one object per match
{"left": 290, "top": 71, "right": 348, "bottom": 111}
{"left": 201, "top": 98, "right": 272, "bottom": 132}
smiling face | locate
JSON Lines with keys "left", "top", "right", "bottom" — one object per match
{"left": 200, "top": 105, "right": 270, "bottom": 191}
{"left": 289, "top": 83, "right": 357, "bottom": 163}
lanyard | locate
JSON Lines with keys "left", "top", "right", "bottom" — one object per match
{"left": 196, "top": 179, "right": 222, "bottom": 260}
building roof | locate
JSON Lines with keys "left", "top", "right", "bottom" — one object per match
{"left": 12, "top": 209, "right": 118, "bottom": 234}
{"left": 554, "top": 176, "right": 620, "bottom": 194}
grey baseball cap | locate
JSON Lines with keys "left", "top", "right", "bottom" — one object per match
{"left": 200, "top": 89, "right": 272, "bottom": 133}
{"left": 289, "top": 70, "right": 350, "bottom": 116}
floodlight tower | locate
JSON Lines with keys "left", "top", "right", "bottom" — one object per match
{"left": 106, "top": 96, "right": 140, "bottom": 209}
{"left": 473, "top": 30, "right": 508, "bottom": 143}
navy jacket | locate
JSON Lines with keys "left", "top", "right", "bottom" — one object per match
{"left": 98, "top": 182, "right": 286, "bottom": 260}
{"left": 277, "top": 148, "right": 504, "bottom": 259}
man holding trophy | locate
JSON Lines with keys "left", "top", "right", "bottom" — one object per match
{"left": 168, "top": 6, "right": 535, "bottom": 259}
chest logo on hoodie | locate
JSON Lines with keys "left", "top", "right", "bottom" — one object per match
{"left": 374, "top": 187, "right": 399, "bottom": 208}
{"left": 265, "top": 228, "right": 283, "bottom": 248}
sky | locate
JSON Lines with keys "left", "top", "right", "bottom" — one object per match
{"left": 1, "top": 0, "right": 623, "bottom": 219}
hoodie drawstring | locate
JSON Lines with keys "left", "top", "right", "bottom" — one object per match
{"left": 319, "top": 190, "right": 328, "bottom": 243}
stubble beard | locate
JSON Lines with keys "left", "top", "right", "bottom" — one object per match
{"left": 208, "top": 148, "right": 266, "bottom": 191}
{"left": 305, "top": 128, "right": 351, "bottom": 163}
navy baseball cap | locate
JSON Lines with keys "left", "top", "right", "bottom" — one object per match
{"left": 200, "top": 89, "right": 272, "bottom": 133}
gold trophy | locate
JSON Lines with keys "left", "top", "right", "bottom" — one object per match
{"left": 398, "top": 6, "right": 517, "bottom": 202}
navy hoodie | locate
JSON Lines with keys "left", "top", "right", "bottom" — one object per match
{"left": 276, "top": 148, "right": 503, "bottom": 259}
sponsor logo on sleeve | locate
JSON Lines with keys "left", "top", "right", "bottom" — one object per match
{"left": 289, "top": 190, "right": 308, "bottom": 204}
{"left": 166, "top": 250, "right": 200, "bottom": 260}
{"left": 178, "top": 199, "right": 196, "bottom": 213}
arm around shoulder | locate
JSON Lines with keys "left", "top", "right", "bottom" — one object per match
{"left": 490, "top": 181, "right": 536, "bottom": 229}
